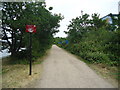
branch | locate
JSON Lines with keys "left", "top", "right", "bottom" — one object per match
{"left": 2, "top": 27, "right": 12, "bottom": 47}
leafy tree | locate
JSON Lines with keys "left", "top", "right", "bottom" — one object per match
{"left": 66, "top": 13, "right": 91, "bottom": 44}
{"left": 2, "top": 2, "right": 63, "bottom": 60}
{"left": 2, "top": 2, "right": 26, "bottom": 56}
{"left": 91, "top": 13, "right": 107, "bottom": 30}
{"left": 62, "top": 12, "right": 119, "bottom": 66}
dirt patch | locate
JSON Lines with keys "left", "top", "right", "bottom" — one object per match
{"left": 2, "top": 49, "right": 50, "bottom": 88}
{"left": 2, "top": 57, "right": 44, "bottom": 88}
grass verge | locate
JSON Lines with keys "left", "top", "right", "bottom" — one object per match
{"left": 2, "top": 58, "right": 42, "bottom": 88}
{"left": 2, "top": 49, "right": 50, "bottom": 88}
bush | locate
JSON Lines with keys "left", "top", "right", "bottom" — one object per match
{"left": 83, "top": 52, "right": 109, "bottom": 63}
{"left": 60, "top": 28, "right": 119, "bottom": 66}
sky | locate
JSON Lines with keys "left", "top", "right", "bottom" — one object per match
{"left": 45, "top": 0, "right": 120, "bottom": 37}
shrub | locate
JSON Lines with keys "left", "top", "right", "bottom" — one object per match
{"left": 60, "top": 28, "right": 119, "bottom": 66}
{"left": 83, "top": 52, "right": 109, "bottom": 63}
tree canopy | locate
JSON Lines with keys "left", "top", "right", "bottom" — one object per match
{"left": 2, "top": 2, "right": 63, "bottom": 61}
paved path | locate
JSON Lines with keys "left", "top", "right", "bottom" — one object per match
{"left": 29, "top": 45, "right": 114, "bottom": 88}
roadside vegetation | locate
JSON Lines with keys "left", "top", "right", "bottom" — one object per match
{"left": 55, "top": 13, "right": 119, "bottom": 84}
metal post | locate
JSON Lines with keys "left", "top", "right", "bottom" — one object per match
{"left": 29, "top": 33, "right": 32, "bottom": 75}
{"left": 118, "top": 14, "right": 120, "bottom": 29}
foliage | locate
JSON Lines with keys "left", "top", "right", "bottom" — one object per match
{"left": 2, "top": 2, "right": 63, "bottom": 63}
{"left": 78, "top": 28, "right": 119, "bottom": 66}
{"left": 54, "top": 37, "right": 65, "bottom": 44}
{"left": 59, "top": 12, "right": 119, "bottom": 66}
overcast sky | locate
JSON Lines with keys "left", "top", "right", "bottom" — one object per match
{"left": 45, "top": 0, "right": 120, "bottom": 37}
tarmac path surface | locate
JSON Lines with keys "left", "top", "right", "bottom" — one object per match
{"left": 28, "top": 45, "right": 114, "bottom": 88}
